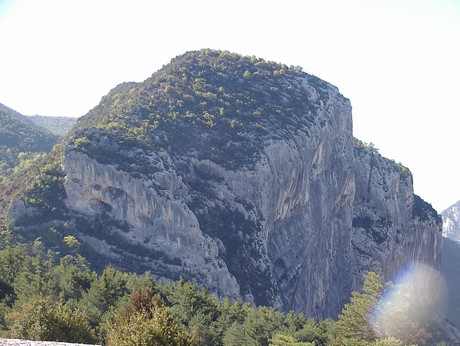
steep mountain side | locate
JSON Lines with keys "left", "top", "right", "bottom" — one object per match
{"left": 0, "top": 104, "right": 57, "bottom": 151}
{"left": 442, "top": 237, "right": 460, "bottom": 329}
{"left": 0, "top": 103, "right": 31, "bottom": 122}
{"left": 352, "top": 144, "right": 441, "bottom": 283}
{"left": 0, "top": 104, "right": 58, "bottom": 185}
{"left": 442, "top": 200, "right": 460, "bottom": 241}
{"left": 1, "top": 50, "right": 442, "bottom": 318}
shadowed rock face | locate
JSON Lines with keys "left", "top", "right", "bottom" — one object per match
{"left": 6, "top": 50, "right": 442, "bottom": 318}
{"left": 441, "top": 201, "right": 460, "bottom": 329}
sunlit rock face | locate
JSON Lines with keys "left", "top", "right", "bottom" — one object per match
{"left": 442, "top": 200, "right": 460, "bottom": 241}
{"left": 352, "top": 149, "right": 442, "bottom": 287}
{"left": 7, "top": 50, "right": 442, "bottom": 319}
{"left": 64, "top": 150, "right": 241, "bottom": 300}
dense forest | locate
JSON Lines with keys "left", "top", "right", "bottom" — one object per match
{"left": 0, "top": 227, "right": 448, "bottom": 345}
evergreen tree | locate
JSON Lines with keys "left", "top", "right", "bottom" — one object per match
{"left": 6, "top": 296, "right": 98, "bottom": 343}
{"left": 106, "top": 288, "right": 192, "bottom": 346}
{"left": 334, "top": 272, "right": 383, "bottom": 345}
{"left": 269, "top": 333, "right": 314, "bottom": 346}
{"left": 78, "top": 264, "right": 131, "bottom": 327}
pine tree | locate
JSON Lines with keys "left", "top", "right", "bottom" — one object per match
{"left": 106, "top": 288, "right": 192, "bottom": 346}
{"left": 6, "top": 296, "right": 97, "bottom": 343}
{"left": 334, "top": 272, "right": 383, "bottom": 345}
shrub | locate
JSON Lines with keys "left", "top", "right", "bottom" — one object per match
{"left": 106, "top": 289, "right": 192, "bottom": 346}
{"left": 6, "top": 296, "right": 98, "bottom": 343}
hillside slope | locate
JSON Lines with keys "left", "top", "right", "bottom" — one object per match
{"left": 0, "top": 104, "right": 58, "bottom": 185}
{"left": 441, "top": 201, "right": 460, "bottom": 328}
{"left": 1, "top": 50, "right": 442, "bottom": 318}
{"left": 27, "top": 115, "right": 78, "bottom": 137}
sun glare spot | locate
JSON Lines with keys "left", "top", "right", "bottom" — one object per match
{"left": 369, "top": 262, "right": 445, "bottom": 342}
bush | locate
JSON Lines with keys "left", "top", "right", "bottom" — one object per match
{"left": 106, "top": 288, "right": 192, "bottom": 346}
{"left": 6, "top": 296, "right": 98, "bottom": 343}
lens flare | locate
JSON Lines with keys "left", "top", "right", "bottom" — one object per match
{"left": 369, "top": 262, "right": 445, "bottom": 343}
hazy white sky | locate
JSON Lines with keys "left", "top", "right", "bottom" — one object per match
{"left": 0, "top": 0, "right": 459, "bottom": 212}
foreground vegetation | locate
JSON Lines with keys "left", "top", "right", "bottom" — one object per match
{"left": 0, "top": 229, "right": 447, "bottom": 346}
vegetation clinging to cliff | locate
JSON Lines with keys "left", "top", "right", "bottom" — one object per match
{"left": 71, "top": 49, "right": 333, "bottom": 171}
{"left": 353, "top": 137, "right": 412, "bottom": 178}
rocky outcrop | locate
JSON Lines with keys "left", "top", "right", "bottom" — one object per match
{"left": 5, "top": 50, "right": 442, "bottom": 319}
{"left": 64, "top": 150, "right": 241, "bottom": 300}
{"left": 442, "top": 200, "right": 460, "bottom": 241}
{"left": 352, "top": 148, "right": 442, "bottom": 282}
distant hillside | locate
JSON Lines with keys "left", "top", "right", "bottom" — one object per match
{"left": 441, "top": 201, "right": 460, "bottom": 329}
{"left": 0, "top": 103, "right": 25, "bottom": 119}
{"left": 442, "top": 237, "right": 460, "bottom": 329}
{"left": 27, "top": 115, "right": 78, "bottom": 137}
{"left": 0, "top": 104, "right": 59, "bottom": 185}
{"left": 442, "top": 200, "right": 460, "bottom": 241}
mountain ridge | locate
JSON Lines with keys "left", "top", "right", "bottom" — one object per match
{"left": 27, "top": 115, "right": 78, "bottom": 137}
{"left": 0, "top": 104, "right": 59, "bottom": 186}
{"left": 1, "top": 49, "right": 441, "bottom": 319}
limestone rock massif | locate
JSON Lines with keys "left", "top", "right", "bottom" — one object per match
{"left": 3, "top": 50, "right": 442, "bottom": 319}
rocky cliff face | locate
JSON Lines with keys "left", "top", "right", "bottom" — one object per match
{"left": 63, "top": 149, "right": 241, "bottom": 300}
{"left": 442, "top": 200, "right": 460, "bottom": 241}
{"left": 4, "top": 50, "right": 442, "bottom": 319}
{"left": 352, "top": 147, "right": 442, "bottom": 284}
{"left": 63, "top": 82, "right": 357, "bottom": 316}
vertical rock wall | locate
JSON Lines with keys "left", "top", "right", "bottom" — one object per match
{"left": 352, "top": 147, "right": 442, "bottom": 294}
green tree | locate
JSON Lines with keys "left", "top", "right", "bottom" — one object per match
{"left": 0, "top": 245, "right": 27, "bottom": 285}
{"left": 78, "top": 264, "right": 130, "bottom": 327}
{"left": 162, "top": 278, "right": 222, "bottom": 344}
{"left": 106, "top": 288, "right": 192, "bottom": 346}
{"left": 223, "top": 320, "right": 254, "bottom": 346}
{"left": 372, "top": 282, "right": 432, "bottom": 345}
{"left": 51, "top": 255, "right": 95, "bottom": 304}
{"left": 223, "top": 305, "right": 286, "bottom": 346}
{"left": 11, "top": 250, "right": 55, "bottom": 303}
{"left": 6, "top": 296, "right": 97, "bottom": 343}
{"left": 269, "top": 333, "right": 314, "bottom": 346}
{"left": 371, "top": 337, "right": 404, "bottom": 345}
{"left": 334, "top": 271, "right": 383, "bottom": 345}
{"left": 293, "top": 317, "right": 329, "bottom": 346}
